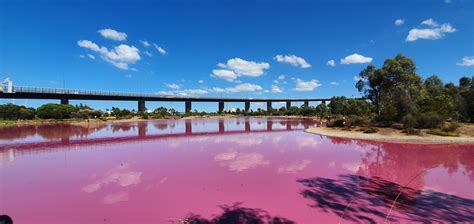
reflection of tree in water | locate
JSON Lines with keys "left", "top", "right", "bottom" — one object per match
{"left": 0, "top": 123, "right": 107, "bottom": 140}
{"left": 110, "top": 122, "right": 136, "bottom": 132}
{"left": 298, "top": 174, "right": 474, "bottom": 224}
{"left": 184, "top": 203, "right": 294, "bottom": 224}
{"left": 154, "top": 123, "right": 169, "bottom": 130}
{"left": 326, "top": 136, "right": 474, "bottom": 187}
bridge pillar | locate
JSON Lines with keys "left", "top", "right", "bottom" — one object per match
{"left": 138, "top": 100, "right": 146, "bottom": 112}
{"left": 60, "top": 99, "right": 69, "bottom": 105}
{"left": 286, "top": 101, "right": 291, "bottom": 110}
{"left": 185, "top": 101, "right": 192, "bottom": 113}
{"left": 321, "top": 100, "right": 326, "bottom": 105}
{"left": 266, "top": 101, "right": 272, "bottom": 111}
{"left": 245, "top": 101, "right": 250, "bottom": 112}
{"left": 303, "top": 101, "right": 309, "bottom": 107}
{"left": 218, "top": 101, "right": 224, "bottom": 113}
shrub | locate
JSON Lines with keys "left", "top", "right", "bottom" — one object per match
{"left": 358, "top": 126, "right": 379, "bottom": 133}
{"left": 36, "top": 104, "right": 77, "bottom": 119}
{"left": 391, "top": 123, "right": 404, "bottom": 130}
{"left": 347, "top": 115, "right": 370, "bottom": 127}
{"left": 402, "top": 114, "right": 417, "bottom": 129}
{"left": 441, "top": 121, "right": 460, "bottom": 133}
{"left": 327, "top": 119, "right": 346, "bottom": 127}
{"left": 427, "top": 128, "right": 460, "bottom": 137}
{"left": 18, "top": 108, "right": 35, "bottom": 120}
{"left": 415, "top": 112, "right": 443, "bottom": 129}
{"left": 402, "top": 128, "right": 421, "bottom": 136}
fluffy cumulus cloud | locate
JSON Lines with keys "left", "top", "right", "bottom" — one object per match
{"left": 271, "top": 85, "right": 283, "bottom": 93}
{"left": 223, "top": 83, "right": 263, "bottom": 93}
{"left": 294, "top": 79, "right": 321, "bottom": 92}
{"left": 212, "top": 69, "right": 238, "bottom": 82}
{"left": 212, "top": 58, "right": 270, "bottom": 81}
{"left": 457, "top": 56, "right": 474, "bottom": 66}
{"left": 166, "top": 83, "right": 180, "bottom": 89}
{"left": 157, "top": 88, "right": 208, "bottom": 96}
{"left": 395, "top": 19, "right": 405, "bottom": 26}
{"left": 340, "top": 54, "right": 373, "bottom": 64}
{"left": 274, "top": 54, "right": 311, "bottom": 68}
{"left": 78, "top": 40, "right": 140, "bottom": 70}
{"left": 330, "top": 81, "right": 339, "bottom": 85}
{"left": 98, "top": 28, "right": 127, "bottom": 41}
{"left": 326, "top": 59, "right": 336, "bottom": 67}
{"left": 278, "top": 75, "right": 285, "bottom": 80}
{"left": 140, "top": 40, "right": 151, "bottom": 47}
{"left": 406, "top": 19, "right": 456, "bottom": 42}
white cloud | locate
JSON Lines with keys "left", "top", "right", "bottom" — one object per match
{"left": 223, "top": 83, "right": 263, "bottom": 93}
{"left": 166, "top": 83, "right": 180, "bottom": 89}
{"left": 330, "top": 81, "right": 339, "bottom": 85}
{"left": 294, "top": 79, "right": 321, "bottom": 92}
{"left": 98, "top": 28, "right": 127, "bottom": 41}
{"left": 198, "top": 80, "right": 204, "bottom": 84}
{"left": 274, "top": 54, "right": 311, "bottom": 68}
{"left": 78, "top": 40, "right": 141, "bottom": 70}
{"left": 406, "top": 19, "right": 456, "bottom": 42}
{"left": 271, "top": 85, "right": 283, "bottom": 93}
{"left": 212, "top": 69, "right": 238, "bottom": 82}
{"left": 153, "top": 43, "right": 167, "bottom": 55}
{"left": 86, "top": 54, "right": 95, "bottom": 59}
{"left": 215, "top": 58, "right": 270, "bottom": 78}
{"left": 326, "top": 59, "right": 336, "bottom": 67}
{"left": 157, "top": 88, "right": 208, "bottom": 96}
{"left": 395, "top": 19, "right": 405, "bottom": 26}
{"left": 144, "top": 51, "right": 153, "bottom": 57}
{"left": 340, "top": 54, "right": 373, "bottom": 64}
{"left": 140, "top": 40, "right": 151, "bottom": 47}
{"left": 421, "top": 18, "right": 438, "bottom": 27}
{"left": 278, "top": 75, "right": 285, "bottom": 80}
{"left": 457, "top": 56, "right": 474, "bottom": 66}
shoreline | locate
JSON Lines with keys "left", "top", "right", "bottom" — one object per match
{"left": 305, "top": 127, "right": 474, "bottom": 145}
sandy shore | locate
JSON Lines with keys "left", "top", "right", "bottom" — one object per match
{"left": 305, "top": 127, "right": 474, "bottom": 145}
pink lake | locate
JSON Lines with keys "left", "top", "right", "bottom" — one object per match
{"left": 0, "top": 118, "right": 473, "bottom": 223}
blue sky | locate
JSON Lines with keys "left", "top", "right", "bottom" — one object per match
{"left": 1, "top": 0, "right": 473, "bottom": 111}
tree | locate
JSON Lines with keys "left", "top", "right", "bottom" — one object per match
{"left": 36, "top": 104, "right": 77, "bottom": 119}
{"left": 356, "top": 54, "right": 422, "bottom": 123}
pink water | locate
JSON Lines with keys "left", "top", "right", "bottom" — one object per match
{"left": 0, "top": 118, "right": 473, "bottom": 223}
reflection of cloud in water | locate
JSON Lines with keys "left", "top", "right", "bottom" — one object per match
{"left": 342, "top": 162, "right": 360, "bottom": 173}
{"left": 214, "top": 136, "right": 263, "bottom": 146}
{"left": 278, "top": 160, "right": 312, "bottom": 174}
{"left": 214, "top": 150, "right": 270, "bottom": 172}
{"left": 81, "top": 163, "right": 142, "bottom": 193}
{"left": 296, "top": 137, "right": 320, "bottom": 149}
{"left": 103, "top": 192, "right": 129, "bottom": 205}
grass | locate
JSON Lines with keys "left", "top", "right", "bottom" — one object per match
{"left": 0, "top": 120, "right": 16, "bottom": 126}
{"left": 357, "top": 126, "right": 379, "bottom": 134}
{"left": 402, "top": 128, "right": 422, "bottom": 136}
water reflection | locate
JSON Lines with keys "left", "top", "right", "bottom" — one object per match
{"left": 0, "top": 118, "right": 473, "bottom": 223}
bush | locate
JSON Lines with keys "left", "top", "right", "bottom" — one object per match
{"left": 402, "top": 114, "right": 417, "bottom": 129}
{"left": 36, "top": 104, "right": 77, "bottom": 119}
{"left": 358, "top": 126, "right": 378, "bottom": 133}
{"left": 427, "top": 128, "right": 460, "bottom": 137}
{"left": 441, "top": 121, "right": 460, "bottom": 133}
{"left": 327, "top": 119, "right": 346, "bottom": 127}
{"left": 0, "top": 104, "right": 36, "bottom": 120}
{"left": 415, "top": 112, "right": 444, "bottom": 129}
{"left": 391, "top": 123, "right": 404, "bottom": 130}
{"left": 18, "top": 108, "right": 35, "bottom": 120}
{"left": 347, "top": 115, "right": 370, "bottom": 127}
{"left": 402, "top": 128, "right": 421, "bottom": 136}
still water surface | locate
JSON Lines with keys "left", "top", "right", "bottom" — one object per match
{"left": 0, "top": 118, "right": 473, "bottom": 223}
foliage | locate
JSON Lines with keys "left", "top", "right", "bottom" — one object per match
{"left": 0, "top": 104, "right": 36, "bottom": 120}
{"left": 402, "top": 128, "right": 421, "bottom": 136}
{"left": 427, "top": 128, "right": 460, "bottom": 137}
{"left": 36, "top": 104, "right": 78, "bottom": 119}
{"left": 358, "top": 126, "right": 379, "bottom": 133}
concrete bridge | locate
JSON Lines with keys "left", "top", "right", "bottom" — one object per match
{"left": 0, "top": 86, "right": 359, "bottom": 112}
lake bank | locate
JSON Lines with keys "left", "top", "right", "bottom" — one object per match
{"left": 305, "top": 125, "right": 474, "bottom": 145}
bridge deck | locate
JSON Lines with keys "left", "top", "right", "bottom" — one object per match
{"left": 0, "top": 86, "right": 347, "bottom": 102}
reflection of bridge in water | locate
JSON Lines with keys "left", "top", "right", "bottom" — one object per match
{"left": 0, "top": 119, "right": 318, "bottom": 152}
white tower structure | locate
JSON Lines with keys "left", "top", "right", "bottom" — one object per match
{"left": 1, "top": 77, "right": 13, "bottom": 93}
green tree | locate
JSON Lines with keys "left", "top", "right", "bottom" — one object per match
{"left": 356, "top": 54, "right": 422, "bottom": 123}
{"left": 36, "top": 104, "right": 77, "bottom": 119}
